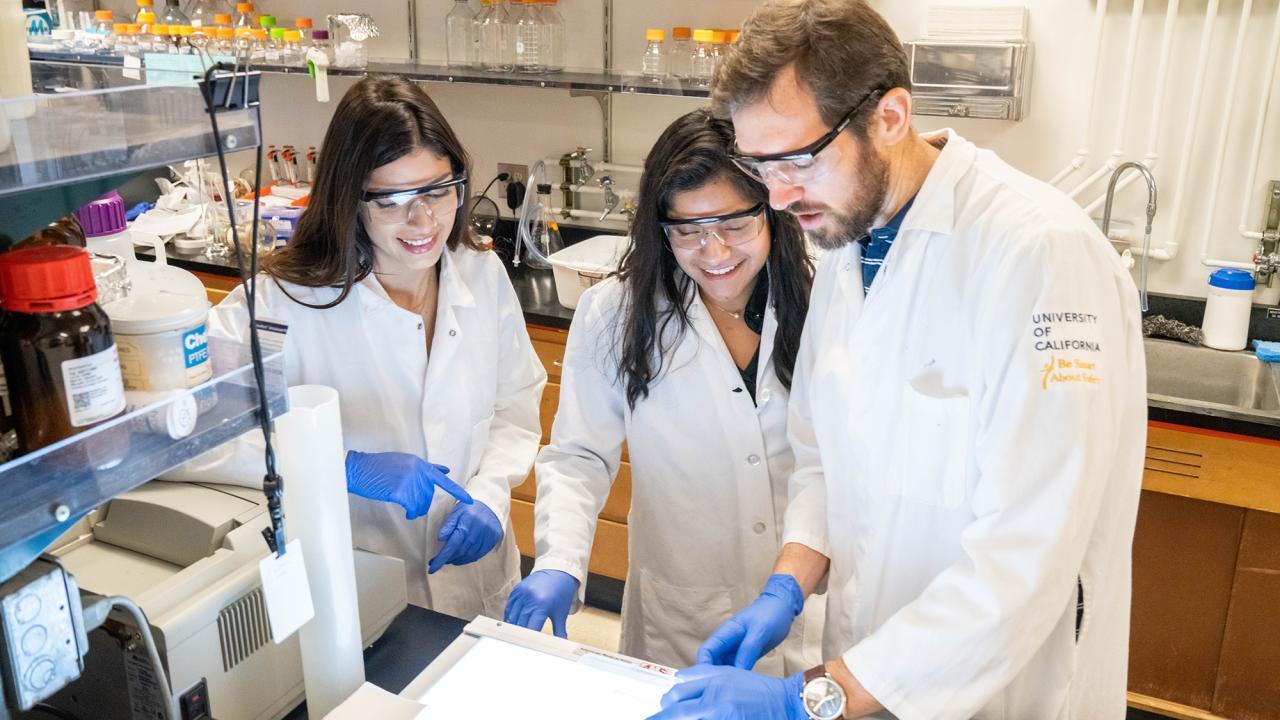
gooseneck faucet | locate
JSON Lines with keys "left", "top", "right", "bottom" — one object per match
{"left": 1101, "top": 161, "right": 1158, "bottom": 312}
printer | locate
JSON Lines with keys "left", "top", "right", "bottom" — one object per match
{"left": 35, "top": 480, "right": 407, "bottom": 720}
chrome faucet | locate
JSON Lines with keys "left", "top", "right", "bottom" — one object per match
{"left": 1101, "top": 161, "right": 1158, "bottom": 312}
{"left": 598, "top": 175, "right": 620, "bottom": 221}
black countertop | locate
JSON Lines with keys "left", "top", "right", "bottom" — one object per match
{"left": 138, "top": 243, "right": 577, "bottom": 330}
{"left": 282, "top": 605, "right": 468, "bottom": 719}
{"left": 146, "top": 245, "right": 1280, "bottom": 439}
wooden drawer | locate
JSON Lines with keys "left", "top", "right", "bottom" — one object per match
{"left": 1143, "top": 422, "right": 1280, "bottom": 513}
{"left": 195, "top": 271, "right": 240, "bottom": 305}
{"left": 539, "top": 382, "right": 559, "bottom": 445}
{"left": 511, "top": 497, "right": 629, "bottom": 581}
{"left": 529, "top": 325, "right": 568, "bottom": 383}
{"left": 511, "top": 459, "right": 632, "bottom": 525}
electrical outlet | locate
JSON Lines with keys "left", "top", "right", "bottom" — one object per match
{"left": 497, "top": 163, "right": 528, "bottom": 201}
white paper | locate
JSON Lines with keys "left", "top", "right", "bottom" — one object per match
{"left": 130, "top": 206, "right": 203, "bottom": 237}
{"left": 259, "top": 539, "right": 315, "bottom": 643}
{"left": 322, "top": 683, "right": 425, "bottom": 720}
{"left": 415, "top": 637, "right": 675, "bottom": 719}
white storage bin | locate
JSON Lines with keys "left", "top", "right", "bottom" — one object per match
{"left": 548, "top": 234, "right": 630, "bottom": 310}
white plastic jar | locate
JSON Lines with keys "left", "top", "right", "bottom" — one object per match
{"left": 104, "top": 292, "right": 213, "bottom": 391}
{"left": 1201, "top": 269, "right": 1255, "bottom": 351}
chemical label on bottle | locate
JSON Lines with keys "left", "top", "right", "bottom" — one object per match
{"left": 184, "top": 324, "right": 209, "bottom": 370}
{"left": 61, "top": 345, "right": 127, "bottom": 427}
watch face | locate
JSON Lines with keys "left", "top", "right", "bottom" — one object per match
{"left": 803, "top": 677, "right": 845, "bottom": 720}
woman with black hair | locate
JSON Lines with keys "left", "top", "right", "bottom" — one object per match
{"left": 206, "top": 76, "right": 546, "bottom": 620}
{"left": 505, "top": 109, "right": 823, "bottom": 674}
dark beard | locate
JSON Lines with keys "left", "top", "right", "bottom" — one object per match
{"left": 802, "top": 142, "right": 890, "bottom": 251}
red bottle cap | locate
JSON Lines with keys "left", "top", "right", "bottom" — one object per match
{"left": 0, "top": 246, "right": 98, "bottom": 313}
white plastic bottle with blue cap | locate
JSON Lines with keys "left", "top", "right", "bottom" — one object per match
{"left": 1202, "top": 268, "right": 1255, "bottom": 351}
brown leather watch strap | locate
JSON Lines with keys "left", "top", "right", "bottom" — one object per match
{"left": 803, "top": 664, "right": 828, "bottom": 685}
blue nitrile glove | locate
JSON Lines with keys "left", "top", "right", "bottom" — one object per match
{"left": 428, "top": 500, "right": 504, "bottom": 573}
{"left": 648, "top": 665, "right": 805, "bottom": 720}
{"left": 697, "top": 574, "right": 804, "bottom": 670}
{"left": 345, "top": 450, "right": 471, "bottom": 520}
{"left": 503, "top": 569, "right": 580, "bottom": 639}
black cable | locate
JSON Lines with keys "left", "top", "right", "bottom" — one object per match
{"left": 31, "top": 704, "right": 87, "bottom": 720}
{"left": 201, "top": 64, "right": 286, "bottom": 557}
{"left": 478, "top": 171, "right": 509, "bottom": 201}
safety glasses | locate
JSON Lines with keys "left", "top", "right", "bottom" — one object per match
{"left": 660, "top": 202, "right": 767, "bottom": 250}
{"left": 361, "top": 175, "right": 468, "bottom": 226}
{"left": 728, "top": 87, "right": 888, "bottom": 186}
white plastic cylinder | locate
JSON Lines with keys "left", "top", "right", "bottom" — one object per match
{"left": 1202, "top": 270, "right": 1255, "bottom": 351}
{"left": 275, "top": 385, "right": 365, "bottom": 718}
{"left": 0, "top": 0, "right": 35, "bottom": 130}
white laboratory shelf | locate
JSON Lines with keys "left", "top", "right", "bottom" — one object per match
{"left": 0, "top": 337, "right": 287, "bottom": 553}
{"left": 28, "top": 50, "right": 713, "bottom": 99}
{"left": 0, "top": 64, "right": 259, "bottom": 197}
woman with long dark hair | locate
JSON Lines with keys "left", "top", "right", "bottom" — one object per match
{"left": 207, "top": 76, "right": 546, "bottom": 619}
{"left": 505, "top": 109, "right": 823, "bottom": 673}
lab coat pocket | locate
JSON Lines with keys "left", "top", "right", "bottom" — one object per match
{"left": 465, "top": 411, "right": 495, "bottom": 479}
{"left": 890, "top": 389, "right": 969, "bottom": 507}
{"left": 634, "top": 569, "right": 734, "bottom": 668}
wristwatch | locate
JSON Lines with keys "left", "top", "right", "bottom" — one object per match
{"left": 800, "top": 665, "right": 846, "bottom": 720}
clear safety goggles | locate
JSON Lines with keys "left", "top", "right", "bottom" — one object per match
{"left": 660, "top": 202, "right": 767, "bottom": 251}
{"left": 728, "top": 87, "right": 887, "bottom": 187}
{"left": 360, "top": 175, "right": 468, "bottom": 226}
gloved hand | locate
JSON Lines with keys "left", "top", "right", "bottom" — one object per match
{"left": 647, "top": 665, "right": 805, "bottom": 720}
{"left": 428, "top": 500, "right": 504, "bottom": 573}
{"left": 503, "top": 569, "right": 580, "bottom": 638}
{"left": 345, "top": 450, "right": 471, "bottom": 520}
{"left": 697, "top": 574, "right": 804, "bottom": 670}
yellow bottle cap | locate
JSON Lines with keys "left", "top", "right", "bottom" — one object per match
{"left": 179, "top": 25, "right": 194, "bottom": 36}
{"left": 112, "top": 22, "right": 127, "bottom": 33}
{"left": 693, "top": 29, "right": 715, "bottom": 43}
{"left": 284, "top": 30, "right": 301, "bottom": 42}
{"left": 152, "top": 24, "right": 169, "bottom": 34}
{"left": 136, "top": 0, "right": 153, "bottom": 6}
{"left": 126, "top": 24, "right": 141, "bottom": 33}
{"left": 137, "top": 12, "right": 156, "bottom": 23}
{"left": 646, "top": 29, "right": 665, "bottom": 42}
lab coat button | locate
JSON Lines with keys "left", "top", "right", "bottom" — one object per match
{"left": 747, "top": 454, "right": 761, "bottom": 466}
{"left": 753, "top": 522, "right": 766, "bottom": 534}
{"left": 449, "top": 329, "right": 457, "bottom": 337}
{"left": 759, "top": 388, "right": 771, "bottom": 404}
{"left": 417, "top": 322, "right": 423, "bottom": 330}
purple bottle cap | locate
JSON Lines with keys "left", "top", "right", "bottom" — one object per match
{"left": 311, "top": 30, "right": 329, "bottom": 39}
{"left": 73, "top": 191, "right": 128, "bottom": 238}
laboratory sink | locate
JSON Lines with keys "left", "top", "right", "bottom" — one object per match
{"left": 1144, "top": 338, "right": 1280, "bottom": 420}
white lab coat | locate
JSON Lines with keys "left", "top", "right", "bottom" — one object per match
{"left": 208, "top": 246, "right": 546, "bottom": 619}
{"left": 784, "top": 130, "right": 1146, "bottom": 719}
{"left": 533, "top": 277, "right": 824, "bottom": 674}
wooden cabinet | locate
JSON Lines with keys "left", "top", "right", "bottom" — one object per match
{"left": 195, "top": 270, "right": 240, "bottom": 305}
{"left": 1129, "top": 425, "right": 1280, "bottom": 720}
{"left": 513, "top": 325, "right": 632, "bottom": 581}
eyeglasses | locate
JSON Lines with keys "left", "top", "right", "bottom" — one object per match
{"left": 361, "top": 175, "right": 468, "bottom": 226}
{"left": 660, "top": 202, "right": 767, "bottom": 250}
{"left": 729, "top": 86, "right": 888, "bottom": 186}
